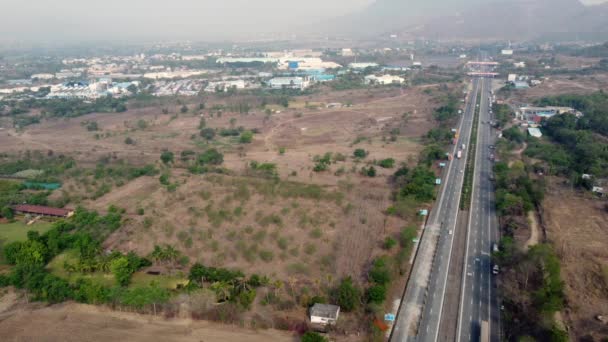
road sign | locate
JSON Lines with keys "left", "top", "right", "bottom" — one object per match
{"left": 384, "top": 313, "right": 396, "bottom": 322}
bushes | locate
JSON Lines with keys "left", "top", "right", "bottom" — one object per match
{"left": 503, "top": 127, "right": 526, "bottom": 144}
{"left": 383, "top": 237, "right": 397, "bottom": 250}
{"left": 353, "top": 149, "right": 368, "bottom": 159}
{"left": 239, "top": 130, "right": 254, "bottom": 144}
{"left": 301, "top": 331, "right": 328, "bottom": 342}
{"left": 335, "top": 277, "right": 361, "bottom": 312}
{"left": 160, "top": 151, "right": 174, "bottom": 164}
{"left": 378, "top": 158, "right": 395, "bottom": 169}
{"left": 188, "top": 263, "right": 244, "bottom": 285}
{"left": 369, "top": 257, "right": 391, "bottom": 285}
{"left": 367, "top": 284, "right": 387, "bottom": 304}
{"left": 397, "top": 165, "right": 436, "bottom": 202}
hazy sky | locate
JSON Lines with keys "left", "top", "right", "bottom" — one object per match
{"left": 0, "top": 0, "right": 605, "bottom": 42}
{"left": 0, "top": 0, "right": 373, "bottom": 42}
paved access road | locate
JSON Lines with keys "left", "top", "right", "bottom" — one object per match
{"left": 390, "top": 78, "right": 480, "bottom": 342}
{"left": 455, "top": 75, "right": 501, "bottom": 342}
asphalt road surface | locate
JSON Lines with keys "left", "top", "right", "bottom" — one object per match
{"left": 455, "top": 75, "right": 501, "bottom": 342}
{"left": 390, "top": 78, "right": 480, "bottom": 342}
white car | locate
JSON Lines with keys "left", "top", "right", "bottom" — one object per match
{"left": 492, "top": 265, "right": 499, "bottom": 275}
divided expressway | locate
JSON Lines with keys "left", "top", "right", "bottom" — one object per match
{"left": 391, "top": 67, "right": 500, "bottom": 342}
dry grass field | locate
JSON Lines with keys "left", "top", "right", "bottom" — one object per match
{"left": 0, "top": 84, "right": 445, "bottom": 287}
{"left": 542, "top": 178, "right": 608, "bottom": 341}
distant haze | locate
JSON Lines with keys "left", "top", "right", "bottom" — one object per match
{"left": 0, "top": 0, "right": 606, "bottom": 43}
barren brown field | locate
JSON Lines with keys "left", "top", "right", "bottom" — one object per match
{"left": 541, "top": 178, "right": 608, "bottom": 341}
{"left": 509, "top": 72, "right": 608, "bottom": 102}
{"left": 0, "top": 289, "right": 295, "bottom": 342}
{"left": 0, "top": 84, "right": 444, "bottom": 295}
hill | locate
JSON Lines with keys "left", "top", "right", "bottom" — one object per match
{"left": 326, "top": 0, "right": 608, "bottom": 41}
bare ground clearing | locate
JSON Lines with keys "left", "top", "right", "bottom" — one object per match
{"left": 0, "top": 289, "right": 294, "bottom": 342}
{"left": 542, "top": 178, "right": 608, "bottom": 341}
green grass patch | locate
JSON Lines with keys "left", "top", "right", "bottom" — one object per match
{"left": 0, "top": 221, "right": 53, "bottom": 243}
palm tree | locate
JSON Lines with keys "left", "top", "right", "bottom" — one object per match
{"left": 149, "top": 245, "right": 164, "bottom": 263}
{"left": 97, "top": 256, "right": 112, "bottom": 273}
{"left": 163, "top": 244, "right": 180, "bottom": 264}
{"left": 211, "top": 281, "right": 232, "bottom": 302}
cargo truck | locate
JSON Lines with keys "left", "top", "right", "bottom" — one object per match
{"left": 480, "top": 320, "right": 489, "bottom": 342}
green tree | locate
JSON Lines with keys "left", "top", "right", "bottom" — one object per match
{"left": 367, "top": 284, "right": 387, "bottom": 303}
{"left": 353, "top": 149, "right": 368, "bottom": 159}
{"left": 197, "top": 149, "right": 224, "bottom": 166}
{"left": 378, "top": 158, "right": 396, "bottom": 168}
{"left": 110, "top": 256, "right": 132, "bottom": 286}
{"left": 160, "top": 151, "right": 174, "bottom": 164}
{"left": 200, "top": 128, "right": 216, "bottom": 141}
{"left": 301, "top": 331, "right": 328, "bottom": 342}
{"left": 369, "top": 257, "right": 391, "bottom": 285}
{"left": 180, "top": 105, "right": 188, "bottom": 113}
{"left": 1, "top": 206, "right": 14, "bottom": 219}
{"left": 239, "top": 130, "right": 253, "bottom": 144}
{"left": 336, "top": 277, "right": 360, "bottom": 311}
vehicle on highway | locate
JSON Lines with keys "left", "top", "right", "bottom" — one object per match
{"left": 489, "top": 145, "right": 495, "bottom": 149}
{"left": 481, "top": 320, "right": 490, "bottom": 342}
{"left": 489, "top": 153, "right": 495, "bottom": 161}
{"left": 448, "top": 230, "right": 453, "bottom": 235}
{"left": 493, "top": 243, "right": 499, "bottom": 253}
{"left": 461, "top": 144, "right": 466, "bottom": 150}
{"left": 492, "top": 264, "right": 499, "bottom": 275}
{"left": 457, "top": 150, "right": 463, "bottom": 159}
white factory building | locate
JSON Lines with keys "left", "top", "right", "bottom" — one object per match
{"left": 364, "top": 74, "right": 405, "bottom": 85}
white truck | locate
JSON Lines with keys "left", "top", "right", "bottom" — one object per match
{"left": 457, "top": 150, "right": 463, "bottom": 159}
{"left": 480, "top": 320, "right": 489, "bottom": 342}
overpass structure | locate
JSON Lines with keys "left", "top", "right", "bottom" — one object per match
{"left": 466, "top": 61, "right": 499, "bottom": 66}
{"left": 467, "top": 72, "right": 499, "bottom": 77}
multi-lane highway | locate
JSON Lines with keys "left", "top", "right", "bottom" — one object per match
{"left": 391, "top": 78, "right": 480, "bottom": 342}
{"left": 391, "top": 59, "right": 501, "bottom": 342}
{"left": 455, "top": 75, "right": 501, "bottom": 342}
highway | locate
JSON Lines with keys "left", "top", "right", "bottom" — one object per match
{"left": 455, "top": 75, "right": 501, "bottom": 342}
{"left": 391, "top": 78, "right": 480, "bottom": 342}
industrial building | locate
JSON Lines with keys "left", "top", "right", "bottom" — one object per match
{"left": 364, "top": 74, "right": 404, "bottom": 85}
{"left": 268, "top": 77, "right": 310, "bottom": 90}
{"left": 349, "top": 62, "right": 379, "bottom": 69}
{"left": 518, "top": 106, "right": 580, "bottom": 122}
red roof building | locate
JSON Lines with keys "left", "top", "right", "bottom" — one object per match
{"left": 13, "top": 204, "right": 74, "bottom": 218}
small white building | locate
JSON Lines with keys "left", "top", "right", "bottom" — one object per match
{"left": 507, "top": 74, "right": 517, "bottom": 82}
{"left": 501, "top": 49, "right": 514, "bottom": 56}
{"left": 528, "top": 127, "right": 543, "bottom": 138}
{"left": 341, "top": 48, "right": 354, "bottom": 57}
{"left": 514, "top": 62, "right": 526, "bottom": 68}
{"left": 309, "top": 303, "right": 340, "bottom": 326}
{"left": 31, "top": 73, "right": 55, "bottom": 80}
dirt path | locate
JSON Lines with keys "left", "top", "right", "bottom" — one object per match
{"left": 525, "top": 210, "right": 540, "bottom": 251}
{"left": 508, "top": 142, "right": 527, "bottom": 167}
